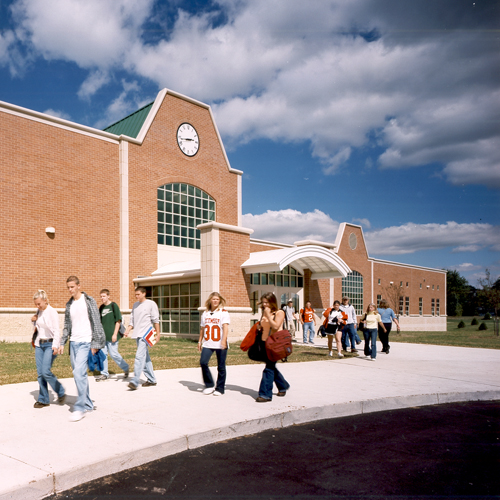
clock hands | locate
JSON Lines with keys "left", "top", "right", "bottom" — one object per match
{"left": 180, "top": 137, "right": 195, "bottom": 142}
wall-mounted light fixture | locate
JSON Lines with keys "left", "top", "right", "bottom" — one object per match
{"left": 45, "top": 227, "right": 55, "bottom": 239}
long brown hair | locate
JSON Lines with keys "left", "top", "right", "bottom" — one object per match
{"left": 259, "top": 292, "right": 279, "bottom": 312}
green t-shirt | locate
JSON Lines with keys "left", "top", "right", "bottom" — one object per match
{"left": 99, "top": 302, "right": 122, "bottom": 342}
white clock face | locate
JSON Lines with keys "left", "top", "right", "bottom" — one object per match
{"left": 177, "top": 123, "right": 199, "bottom": 157}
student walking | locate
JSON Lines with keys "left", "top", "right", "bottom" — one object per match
{"left": 198, "top": 292, "right": 230, "bottom": 396}
{"left": 377, "top": 299, "right": 400, "bottom": 354}
{"left": 59, "top": 276, "right": 105, "bottom": 422}
{"left": 360, "top": 303, "right": 386, "bottom": 361}
{"left": 124, "top": 287, "right": 160, "bottom": 390}
{"left": 300, "top": 301, "right": 316, "bottom": 344}
{"left": 32, "top": 290, "right": 65, "bottom": 408}
{"left": 97, "top": 289, "right": 129, "bottom": 380}
{"left": 256, "top": 293, "right": 290, "bottom": 402}
{"left": 323, "top": 300, "right": 348, "bottom": 358}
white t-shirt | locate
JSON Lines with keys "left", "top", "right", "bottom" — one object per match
{"left": 70, "top": 295, "right": 92, "bottom": 343}
{"left": 200, "top": 309, "right": 230, "bottom": 349}
{"left": 327, "top": 309, "right": 345, "bottom": 326}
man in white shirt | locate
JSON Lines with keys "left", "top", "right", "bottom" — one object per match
{"left": 59, "top": 276, "right": 105, "bottom": 422}
{"left": 124, "top": 287, "right": 160, "bottom": 390}
{"left": 339, "top": 296, "right": 359, "bottom": 353}
{"left": 284, "top": 300, "right": 296, "bottom": 340}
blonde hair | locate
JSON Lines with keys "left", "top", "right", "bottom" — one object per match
{"left": 33, "top": 290, "right": 49, "bottom": 302}
{"left": 365, "top": 303, "right": 377, "bottom": 314}
{"left": 205, "top": 292, "right": 226, "bottom": 311}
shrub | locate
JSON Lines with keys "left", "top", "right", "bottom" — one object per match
{"left": 484, "top": 312, "right": 491, "bottom": 320}
{"left": 471, "top": 317, "right": 478, "bottom": 326}
{"left": 458, "top": 320, "right": 465, "bottom": 328}
{"left": 478, "top": 322, "right": 488, "bottom": 331}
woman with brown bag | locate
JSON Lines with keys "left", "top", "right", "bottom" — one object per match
{"left": 255, "top": 293, "right": 290, "bottom": 402}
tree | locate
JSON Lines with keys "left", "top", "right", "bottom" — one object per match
{"left": 477, "top": 269, "right": 500, "bottom": 336}
{"left": 382, "top": 283, "right": 402, "bottom": 316}
{"left": 447, "top": 270, "right": 470, "bottom": 317}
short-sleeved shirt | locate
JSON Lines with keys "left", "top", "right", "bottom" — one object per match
{"left": 301, "top": 307, "right": 315, "bottom": 323}
{"left": 378, "top": 307, "right": 395, "bottom": 323}
{"left": 200, "top": 309, "right": 230, "bottom": 349}
{"left": 100, "top": 302, "right": 122, "bottom": 342}
{"left": 365, "top": 313, "right": 382, "bottom": 329}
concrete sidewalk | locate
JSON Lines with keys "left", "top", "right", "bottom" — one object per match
{"left": 1, "top": 342, "right": 499, "bottom": 500}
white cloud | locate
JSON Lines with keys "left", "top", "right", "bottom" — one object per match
{"left": 42, "top": 108, "right": 71, "bottom": 120}
{"left": 352, "top": 218, "right": 371, "bottom": 229}
{"left": 5, "top": 0, "right": 500, "bottom": 187}
{"left": 364, "top": 222, "right": 500, "bottom": 256}
{"left": 449, "top": 263, "right": 482, "bottom": 273}
{"left": 452, "top": 245, "right": 482, "bottom": 253}
{"left": 242, "top": 209, "right": 339, "bottom": 244}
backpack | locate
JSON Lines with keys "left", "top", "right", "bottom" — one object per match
{"left": 265, "top": 329, "right": 293, "bottom": 362}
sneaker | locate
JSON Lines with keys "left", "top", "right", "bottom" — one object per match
{"left": 142, "top": 381, "right": 157, "bottom": 387}
{"left": 351, "top": 348, "right": 358, "bottom": 353}
{"left": 277, "top": 391, "right": 287, "bottom": 397}
{"left": 309, "top": 341, "right": 315, "bottom": 345}
{"left": 128, "top": 382, "right": 138, "bottom": 390}
{"left": 371, "top": 358, "right": 376, "bottom": 361}
{"left": 69, "top": 411, "right": 85, "bottom": 422}
{"left": 58, "top": 394, "right": 66, "bottom": 405}
{"left": 34, "top": 402, "right": 49, "bottom": 408}
{"left": 338, "top": 352, "right": 344, "bottom": 358}
{"left": 123, "top": 371, "right": 129, "bottom": 379}
{"left": 213, "top": 391, "right": 223, "bottom": 396}
{"left": 255, "top": 397, "right": 271, "bottom": 402}
{"left": 95, "top": 375, "right": 108, "bottom": 382}
{"left": 329, "top": 350, "right": 333, "bottom": 357}
{"left": 202, "top": 387, "right": 215, "bottom": 395}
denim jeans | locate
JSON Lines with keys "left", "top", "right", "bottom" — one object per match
{"left": 131, "top": 338, "right": 156, "bottom": 387}
{"left": 35, "top": 342, "right": 64, "bottom": 404}
{"left": 342, "top": 323, "right": 359, "bottom": 348}
{"left": 200, "top": 347, "right": 228, "bottom": 393}
{"left": 302, "top": 322, "right": 315, "bottom": 343}
{"left": 101, "top": 340, "right": 129, "bottom": 377}
{"left": 70, "top": 341, "right": 93, "bottom": 412}
{"left": 363, "top": 328, "right": 378, "bottom": 359}
{"left": 258, "top": 360, "right": 290, "bottom": 400}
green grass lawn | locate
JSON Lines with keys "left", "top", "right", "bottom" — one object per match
{"left": 1, "top": 316, "right": 498, "bottom": 385}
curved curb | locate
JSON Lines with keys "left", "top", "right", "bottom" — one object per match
{"left": 7, "top": 390, "right": 496, "bottom": 500}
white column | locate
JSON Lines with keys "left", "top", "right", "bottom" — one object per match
{"left": 200, "top": 226, "right": 220, "bottom": 300}
{"left": 119, "top": 140, "right": 129, "bottom": 309}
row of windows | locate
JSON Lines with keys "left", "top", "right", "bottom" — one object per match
{"left": 157, "top": 183, "right": 215, "bottom": 249}
{"left": 249, "top": 266, "right": 304, "bottom": 288}
{"left": 377, "top": 278, "right": 440, "bottom": 291}
{"left": 146, "top": 282, "right": 201, "bottom": 334}
{"left": 376, "top": 295, "right": 440, "bottom": 316}
{"left": 342, "top": 271, "right": 364, "bottom": 315}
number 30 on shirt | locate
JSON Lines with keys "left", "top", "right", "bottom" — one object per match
{"left": 204, "top": 324, "right": 221, "bottom": 342}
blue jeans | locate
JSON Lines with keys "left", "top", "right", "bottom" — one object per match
{"left": 101, "top": 341, "right": 129, "bottom": 377}
{"left": 259, "top": 360, "right": 290, "bottom": 400}
{"left": 363, "top": 328, "right": 378, "bottom": 359}
{"left": 303, "top": 322, "right": 315, "bottom": 343}
{"left": 200, "top": 347, "right": 227, "bottom": 393}
{"left": 35, "top": 342, "right": 64, "bottom": 404}
{"left": 70, "top": 342, "right": 93, "bottom": 412}
{"left": 131, "top": 338, "right": 156, "bottom": 387}
{"left": 342, "top": 323, "right": 360, "bottom": 348}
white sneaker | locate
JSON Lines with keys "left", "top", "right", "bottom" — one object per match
{"left": 69, "top": 410, "right": 85, "bottom": 422}
{"left": 329, "top": 350, "right": 333, "bottom": 357}
{"left": 213, "top": 391, "right": 223, "bottom": 396}
{"left": 371, "top": 358, "right": 376, "bottom": 361}
{"left": 202, "top": 387, "right": 215, "bottom": 395}
{"left": 338, "top": 352, "right": 344, "bottom": 358}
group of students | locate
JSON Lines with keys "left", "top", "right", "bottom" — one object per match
{"left": 32, "top": 279, "right": 290, "bottom": 420}
{"left": 322, "top": 298, "right": 400, "bottom": 360}
{"left": 32, "top": 276, "right": 161, "bottom": 422}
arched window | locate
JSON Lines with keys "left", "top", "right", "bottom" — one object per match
{"left": 342, "top": 270, "right": 363, "bottom": 314}
{"left": 157, "top": 183, "right": 215, "bottom": 249}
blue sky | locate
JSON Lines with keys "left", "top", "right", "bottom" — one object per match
{"left": 1, "top": 0, "right": 499, "bottom": 285}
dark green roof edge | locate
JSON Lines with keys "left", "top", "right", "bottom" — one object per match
{"left": 103, "top": 102, "right": 154, "bottom": 138}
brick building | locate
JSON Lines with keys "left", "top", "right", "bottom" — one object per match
{"left": 0, "top": 88, "right": 446, "bottom": 341}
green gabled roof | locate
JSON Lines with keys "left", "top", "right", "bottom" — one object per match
{"left": 103, "top": 102, "right": 154, "bottom": 138}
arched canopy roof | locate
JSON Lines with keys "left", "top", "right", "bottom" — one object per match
{"left": 242, "top": 245, "right": 351, "bottom": 280}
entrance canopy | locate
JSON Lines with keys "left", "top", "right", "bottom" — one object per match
{"left": 241, "top": 245, "right": 351, "bottom": 280}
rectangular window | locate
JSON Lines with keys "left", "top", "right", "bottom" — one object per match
{"left": 436, "top": 298, "right": 440, "bottom": 316}
{"left": 377, "top": 294, "right": 381, "bottom": 307}
{"left": 400, "top": 281, "right": 403, "bottom": 287}
{"left": 431, "top": 298, "right": 435, "bottom": 316}
{"left": 250, "top": 291, "right": 259, "bottom": 314}
{"left": 406, "top": 282, "right": 409, "bottom": 287}
{"left": 378, "top": 278, "right": 381, "bottom": 285}
{"left": 419, "top": 297, "right": 423, "bottom": 315}
{"left": 437, "top": 285, "right": 440, "bottom": 291}
{"left": 399, "top": 296, "right": 404, "bottom": 315}
{"left": 432, "top": 285, "right": 435, "bottom": 290}
{"left": 420, "top": 283, "right": 422, "bottom": 289}
{"left": 405, "top": 296, "right": 410, "bottom": 316}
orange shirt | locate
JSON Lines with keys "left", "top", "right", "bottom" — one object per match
{"left": 300, "top": 307, "right": 315, "bottom": 323}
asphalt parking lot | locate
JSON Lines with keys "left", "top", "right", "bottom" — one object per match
{"left": 49, "top": 400, "right": 499, "bottom": 500}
